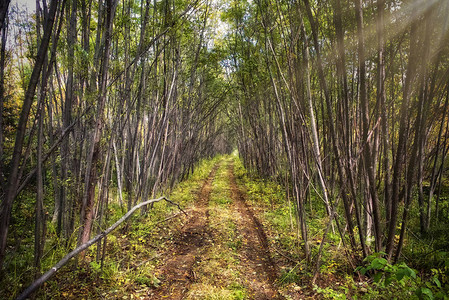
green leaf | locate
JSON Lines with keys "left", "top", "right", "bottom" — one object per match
{"left": 374, "top": 272, "right": 383, "bottom": 283}
{"left": 419, "top": 287, "right": 434, "bottom": 300}
{"left": 371, "top": 258, "right": 388, "bottom": 270}
{"left": 385, "top": 274, "right": 394, "bottom": 286}
{"left": 433, "top": 277, "right": 441, "bottom": 288}
{"left": 396, "top": 265, "right": 416, "bottom": 281}
{"left": 434, "top": 291, "right": 445, "bottom": 299}
{"left": 356, "top": 266, "right": 368, "bottom": 275}
{"left": 396, "top": 269, "right": 406, "bottom": 281}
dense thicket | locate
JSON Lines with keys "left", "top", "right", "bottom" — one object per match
{"left": 0, "top": 0, "right": 230, "bottom": 274}
{"left": 226, "top": 0, "right": 449, "bottom": 271}
{"left": 1, "top": 0, "right": 449, "bottom": 295}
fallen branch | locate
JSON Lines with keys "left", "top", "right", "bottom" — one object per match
{"left": 16, "top": 196, "right": 185, "bottom": 300}
{"left": 132, "top": 253, "right": 161, "bottom": 269}
{"left": 155, "top": 211, "right": 185, "bottom": 225}
{"left": 273, "top": 246, "right": 298, "bottom": 264}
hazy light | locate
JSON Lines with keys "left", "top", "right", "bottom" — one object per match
{"left": 12, "top": 0, "right": 35, "bottom": 12}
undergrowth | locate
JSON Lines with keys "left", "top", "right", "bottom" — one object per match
{"left": 232, "top": 154, "right": 449, "bottom": 299}
{"left": 0, "top": 156, "right": 221, "bottom": 299}
{"left": 187, "top": 159, "right": 248, "bottom": 299}
{"left": 3, "top": 154, "right": 448, "bottom": 299}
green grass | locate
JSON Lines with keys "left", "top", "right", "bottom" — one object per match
{"left": 0, "top": 156, "right": 223, "bottom": 299}
{"left": 187, "top": 158, "right": 248, "bottom": 300}
{"left": 5, "top": 153, "right": 448, "bottom": 299}
{"left": 232, "top": 154, "right": 449, "bottom": 299}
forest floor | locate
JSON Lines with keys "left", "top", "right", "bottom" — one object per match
{"left": 30, "top": 156, "right": 308, "bottom": 299}
{"left": 147, "top": 159, "right": 285, "bottom": 299}
{"left": 6, "top": 156, "right": 448, "bottom": 299}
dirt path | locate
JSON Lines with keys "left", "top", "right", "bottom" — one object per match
{"left": 148, "top": 160, "right": 282, "bottom": 299}
{"left": 228, "top": 163, "right": 283, "bottom": 300}
{"left": 148, "top": 164, "right": 219, "bottom": 300}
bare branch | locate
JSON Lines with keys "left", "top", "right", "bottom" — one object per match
{"left": 16, "top": 197, "right": 185, "bottom": 300}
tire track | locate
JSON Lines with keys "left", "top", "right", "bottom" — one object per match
{"left": 228, "top": 163, "right": 283, "bottom": 300}
{"left": 148, "top": 164, "right": 219, "bottom": 300}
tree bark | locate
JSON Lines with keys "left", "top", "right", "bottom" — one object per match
{"left": 79, "top": 0, "right": 117, "bottom": 249}
{"left": 355, "top": 0, "right": 382, "bottom": 252}
{"left": 386, "top": 11, "right": 420, "bottom": 260}
{"left": 0, "top": 0, "right": 59, "bottom": 270}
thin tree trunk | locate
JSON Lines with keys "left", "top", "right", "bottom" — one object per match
{"left": 0, "top": 14, "right": 7, "bottom": 190}
{"left": 355, "top": 0, "right": 381, "bottom": 252}
{"left": 303, "top": 0, "right": 363, "bottom": 255}
{"left": 376, "top": 0, "right": 392, "bottom": 231}
{"left": 300, "top": 7, "right": 332, "bottom": 219}
{"left": 34, "top": 101, "right": 45, "bottom": 277}
{"left": 59, "top": 0, "right": 77, "bottom": 237}
{"left": 0, "top": 0, "right": 59, "bottom": 270}
{"left": 79, "top": 0, "right": 117, "bottom": 249}
{"left": 0, "top": 0, "right": 10, "bottom": 32}
{"left": 430, "top": 86, "right": 449, "bottom": 223}
{"left": 113, "top": 140, "right": 124, "bottom": 210}
{"left": 386, "top": 15, "right": 420, "bottom": 260}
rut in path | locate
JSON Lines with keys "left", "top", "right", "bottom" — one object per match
{"left": 148, "top": 164, "right": 219, "bottom": 300}
{"left": 228, "top": 163, "right": 283, "bottom": 300}
{"left": 148, "top": 160, "right": 283, "bottom": 299}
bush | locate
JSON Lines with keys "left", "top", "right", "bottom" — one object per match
{"left": 356, "top": 252, "right": 449, "bottom": 299}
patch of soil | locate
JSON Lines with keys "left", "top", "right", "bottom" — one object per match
{"left": 148, "top": 164, "right": 219, "bottom": 300}
{"left": 228, "top": 163, "right": 284, "bottom": 300}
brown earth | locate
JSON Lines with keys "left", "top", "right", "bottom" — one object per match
{"left": 148, "top": 161, "right": 284, "bottom": 299}
{"left": 147, "top": 164, "right": 219, "bottom": 300}
{"left": 228, "top": 163, "right": 283, "bottom": 300}
{"left": 32, "top": 160, "right": 292, "bottom": 299}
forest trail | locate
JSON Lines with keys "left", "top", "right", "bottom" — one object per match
{"left": 228, "top": 163, "right": 281, "bottom": 299}
{"left": 148, "top": 164, "right": 219, "bottom": 299}
{"left": 3, "top": 1, "right": 448, "bottom": 298}
{"left": 149, "top": 159, "right": 283, "bottom": 299}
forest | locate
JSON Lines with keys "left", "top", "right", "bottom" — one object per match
{"left": 0, "top": 0, "right": 449, "bottom": 299}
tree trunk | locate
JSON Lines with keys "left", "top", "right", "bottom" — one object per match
{"left": 386, "top": 12, "right": 420, "bottom": 261}
{"left": 79, "top": 0, "right": 117, "bottom": 249}
{"left": 0, "top": 0, "right": 59, "bottom": 270}
{"left": 355, "top": 0, "right": 382, "bottom": 252}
